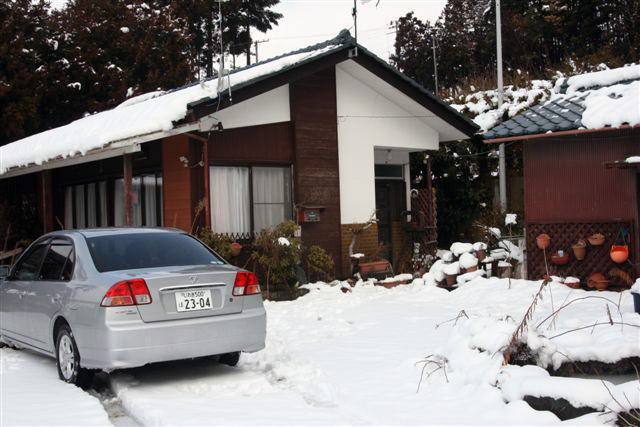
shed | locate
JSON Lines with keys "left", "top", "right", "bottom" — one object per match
{"left": 484, "top": 65, "right": 639, "bottom": 286}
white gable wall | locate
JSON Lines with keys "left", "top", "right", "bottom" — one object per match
{"left": 335, "top": 63, "right": 439, "bottom": 224}
{"left": 214, "top": 85, "right": 290, "bottom": 129}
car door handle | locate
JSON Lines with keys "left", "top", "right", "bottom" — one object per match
{"left": 69, "top": 304, "right": 79, "bottom": 311}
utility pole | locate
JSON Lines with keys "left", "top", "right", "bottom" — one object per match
{"left": 496, "top": 0, "right": 507, "bottom": 213}
{"left": 253, "top": 39, "right": 269, "bottom": 63}
{"left": 432, "top": 35, "right": 438, "bottom": 95}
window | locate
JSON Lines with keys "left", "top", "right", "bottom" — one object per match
{"left": 64, "top": 174, "right": 162, "bottom": 228}
{"left": 13, "top": 243, "right": 48, "bottom": 281}
{"left": 209, "top": 166, "right": 292, "bottom": 235}
{"left": 86, "top": 233, "right": 224, "bottom": 273}
{"left": 40, "top": 241, "right": 74, "bottom": 281}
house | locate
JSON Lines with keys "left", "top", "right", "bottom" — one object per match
{"left": 483, "top": 65, "right": 639, "bottom": 285}
{"left": 0, "top": 30, "right": 477, "bottom": 277}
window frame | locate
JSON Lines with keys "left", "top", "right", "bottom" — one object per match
{"left": 38, "top": 238, "right": 75, "bottom": 282}
{"left": 64, "top": 173, "right": 163, "bottom": 228}
{"left": 209, "top": 164, "right": 294, "bottom": 235}
{"left": 10, "top": 236, "right": 76, "bottom": 282}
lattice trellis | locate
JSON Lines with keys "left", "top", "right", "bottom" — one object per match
{"left": 526, "top": 221, "right": 637, "bottom": 286}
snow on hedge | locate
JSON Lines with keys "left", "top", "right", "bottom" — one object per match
{"left": 0, "top": 45, "right": 338, "bottom": 175}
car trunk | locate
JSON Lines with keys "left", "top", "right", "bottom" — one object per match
{"left": 106, "top": 265, "right": 243, "bottom": 322}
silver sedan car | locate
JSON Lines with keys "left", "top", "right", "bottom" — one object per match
{"left": 0, "top": 228, "right": 266, "bottom": 386}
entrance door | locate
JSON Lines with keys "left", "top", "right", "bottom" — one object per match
{"left": 375, "top": 180, "right": 406, "bottom": 263}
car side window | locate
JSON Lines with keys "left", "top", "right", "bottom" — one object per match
{"left": 40, "top": 244, "right": 74, "bottom": 281}
{"left": 13, "top": 244, "right": 48, "bottom": 281}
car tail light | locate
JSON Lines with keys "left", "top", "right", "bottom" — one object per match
{"left": 233, "top": 272, "right": 261, "bottom": 296}
{"left": 101, "top": 279, "right": 152, "bottom": 307}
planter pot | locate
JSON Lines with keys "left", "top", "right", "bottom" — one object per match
{"left": 230, "top": 242, "right": 242, "bottom": 257}
{"left": 444, "top": 273, "right": 458, "bottom": 287}
{"left": 475, "top": 249, "right": 487, "bottom": 262}
{"left": 463, "top": 265, "right": 478, "bottom": 273}
{"left": 587, "top": 273, "right": 608, "bottom": 290}
{"left": 536, "top": 234, "right": 551, "bottom": 250}
{"left": 564, "top": 281, "right": 581, "bottom": 289}
{"left": 632, "top": 293, "right": 640, "bottom": 314}
{"left": 587, "top": 233, "right": 605, "bottom": 246}
{"left": 551, "top": 251, "right": 570, "bottom": 265}
{"left": 610, "top": 245, "right": 629, "bottom": 264}
{"left": 359, "top": 260, "right": 392, "bottom": 274}
{"left": 571, "top": 240, "right": 587, "bottom": 261}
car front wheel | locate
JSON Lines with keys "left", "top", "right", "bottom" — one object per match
{"left": 55, "top": 325, "right": 92, "bottom": 387}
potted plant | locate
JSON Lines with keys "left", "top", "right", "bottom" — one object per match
{"left": 571, "top": 240, "right": 587, "bottom": 260}
{"left": 230, "top": 242, "right": 242, "bottom": 257}
{"left": 550, "top": 250, "right": 569, "bottom": 265}
{"left": 443, "top": 262, "right": 460, "bottom": 287}
{"left": 587, "top": 233, "right": 605, "bottom": 246}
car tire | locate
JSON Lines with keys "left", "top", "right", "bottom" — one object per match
{"left": 219, "top": 351, "right": 240, "bottom": 367}
{"left": 55, "top": 325, "right": 92, "bottom": 387}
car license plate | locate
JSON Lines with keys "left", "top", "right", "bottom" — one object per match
{"left": 175, "top": 289, "right": 213, "bottom": 312}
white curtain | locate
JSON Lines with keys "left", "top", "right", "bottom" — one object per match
{"left": 87, "top": 183, "right": 97, "bottom": 228}
{"left": 74, "top": 185, "right": 85, "bottom": 228}
{"left": 210, "top": 166, "right": 250, "bottom": 234}
{"left": 143, "top": 175, "right": 157, "bottom": 226}
{"left": 99, "top": 181, "right": 108, "bottom": 227}
{"left": 252, "top": 167, "right": 291, "bottom": 231}
{"left": 64, "top": 187, "right": 73, "bottom": 229}
{"left": 114, "top": 179, "right": 124, "bottom": 226}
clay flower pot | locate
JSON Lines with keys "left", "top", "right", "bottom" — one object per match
{"left": 230, "top": 242, "right": 242, "bottom": 257}
{"left": 564, "top": 280, "right": 581, "bottom": 289}
{"left": 588, "top": 233, "right": 605, "bottom": 246}
{"left": 550, "top": 250, "right": 569, "bottom": 265}
{"left": 536, "top": 233, "right": 551, "bottom": 250}
{"left": 587, "top": 272, "right": 608, "bottom": 290}
{"left": 359, "top": 260, "right": 392, "bottom": 274}
{"left": 571, "top": 240, "right": 587, "bottom": 261}
{"left": 464, "top": 265, "right": 478, "bottom": 273}
{"left": 610, "top": 245, "right": 629, "bottom": 264}
{"left": 444, "top": 273, "right": 458, "bottom": 287}
{"left": 475, "top": 249, "right": 487, "bottom": 262}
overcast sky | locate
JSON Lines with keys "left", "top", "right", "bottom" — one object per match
{"left": 251, "top": 0, "right": 447, "bottom": 63}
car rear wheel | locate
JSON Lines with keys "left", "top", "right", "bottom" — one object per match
{"left": 219, "top": 351, "right": 240, "bottom": 367}
{"left": 55, "top": 325, "right": 92, "bottom": 387}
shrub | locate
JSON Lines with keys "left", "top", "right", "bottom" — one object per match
{"left": 197, "top": 227, "right": 233, "bottom": 260}
{"left": 305, "top": 245, "right": 334, "bottom": 282}
{"left": 251, "top": 220, "right": 302, "bottom": 299}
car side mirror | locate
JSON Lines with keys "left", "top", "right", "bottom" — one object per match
{"left": 0, "top": 265, "right": 10, "bottom": 280}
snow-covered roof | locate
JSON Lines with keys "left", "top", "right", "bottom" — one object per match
{"left": 0, "top": 33, "right": 348, "bottom": 176}
{"left": 483, "top": 65, "right": 640, "bottom": 140}
{"left": 1, "top": 30, "right": 478, "bottom": 178}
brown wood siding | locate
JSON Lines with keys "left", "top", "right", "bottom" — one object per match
{"left": 208, "top": 121, "right": 293, "bottom": 165}
{"left": 523, "top": 128, "right": 640, "bottom": 277}
{"left": 162, "top": 135, "right": 203, "bottom": 232}
{"left": 523, "top": 129, "right": 638, "bottom": 222}
{"left": 290, "top": 68, "right": 342, "bottom": 274}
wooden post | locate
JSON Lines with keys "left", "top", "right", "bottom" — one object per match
{"left": 203, "top": 136, "right": 211, "bottom": 228}
{"left": 123, "top": 153, "right": 133, "bottom": 226}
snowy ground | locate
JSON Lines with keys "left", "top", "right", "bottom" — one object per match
{"left": 2, "top": 277, "right": 639, "bottom": 426}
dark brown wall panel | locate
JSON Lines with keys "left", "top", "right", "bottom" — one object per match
{"left": 290, "top": 68, "right": 342, "bottom": 275}
{"left": 524, "top": 129, "right": 638, "bottom": 222}
{"left": 208, "top": 121, "right": 293, "bottom": 165}
{"left": 162, "top": 134, "right": 199, "bottom": 232}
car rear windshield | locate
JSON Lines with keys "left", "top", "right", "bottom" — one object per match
{"left": 86, "top": 232, "right": 225, "bottom": 272}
